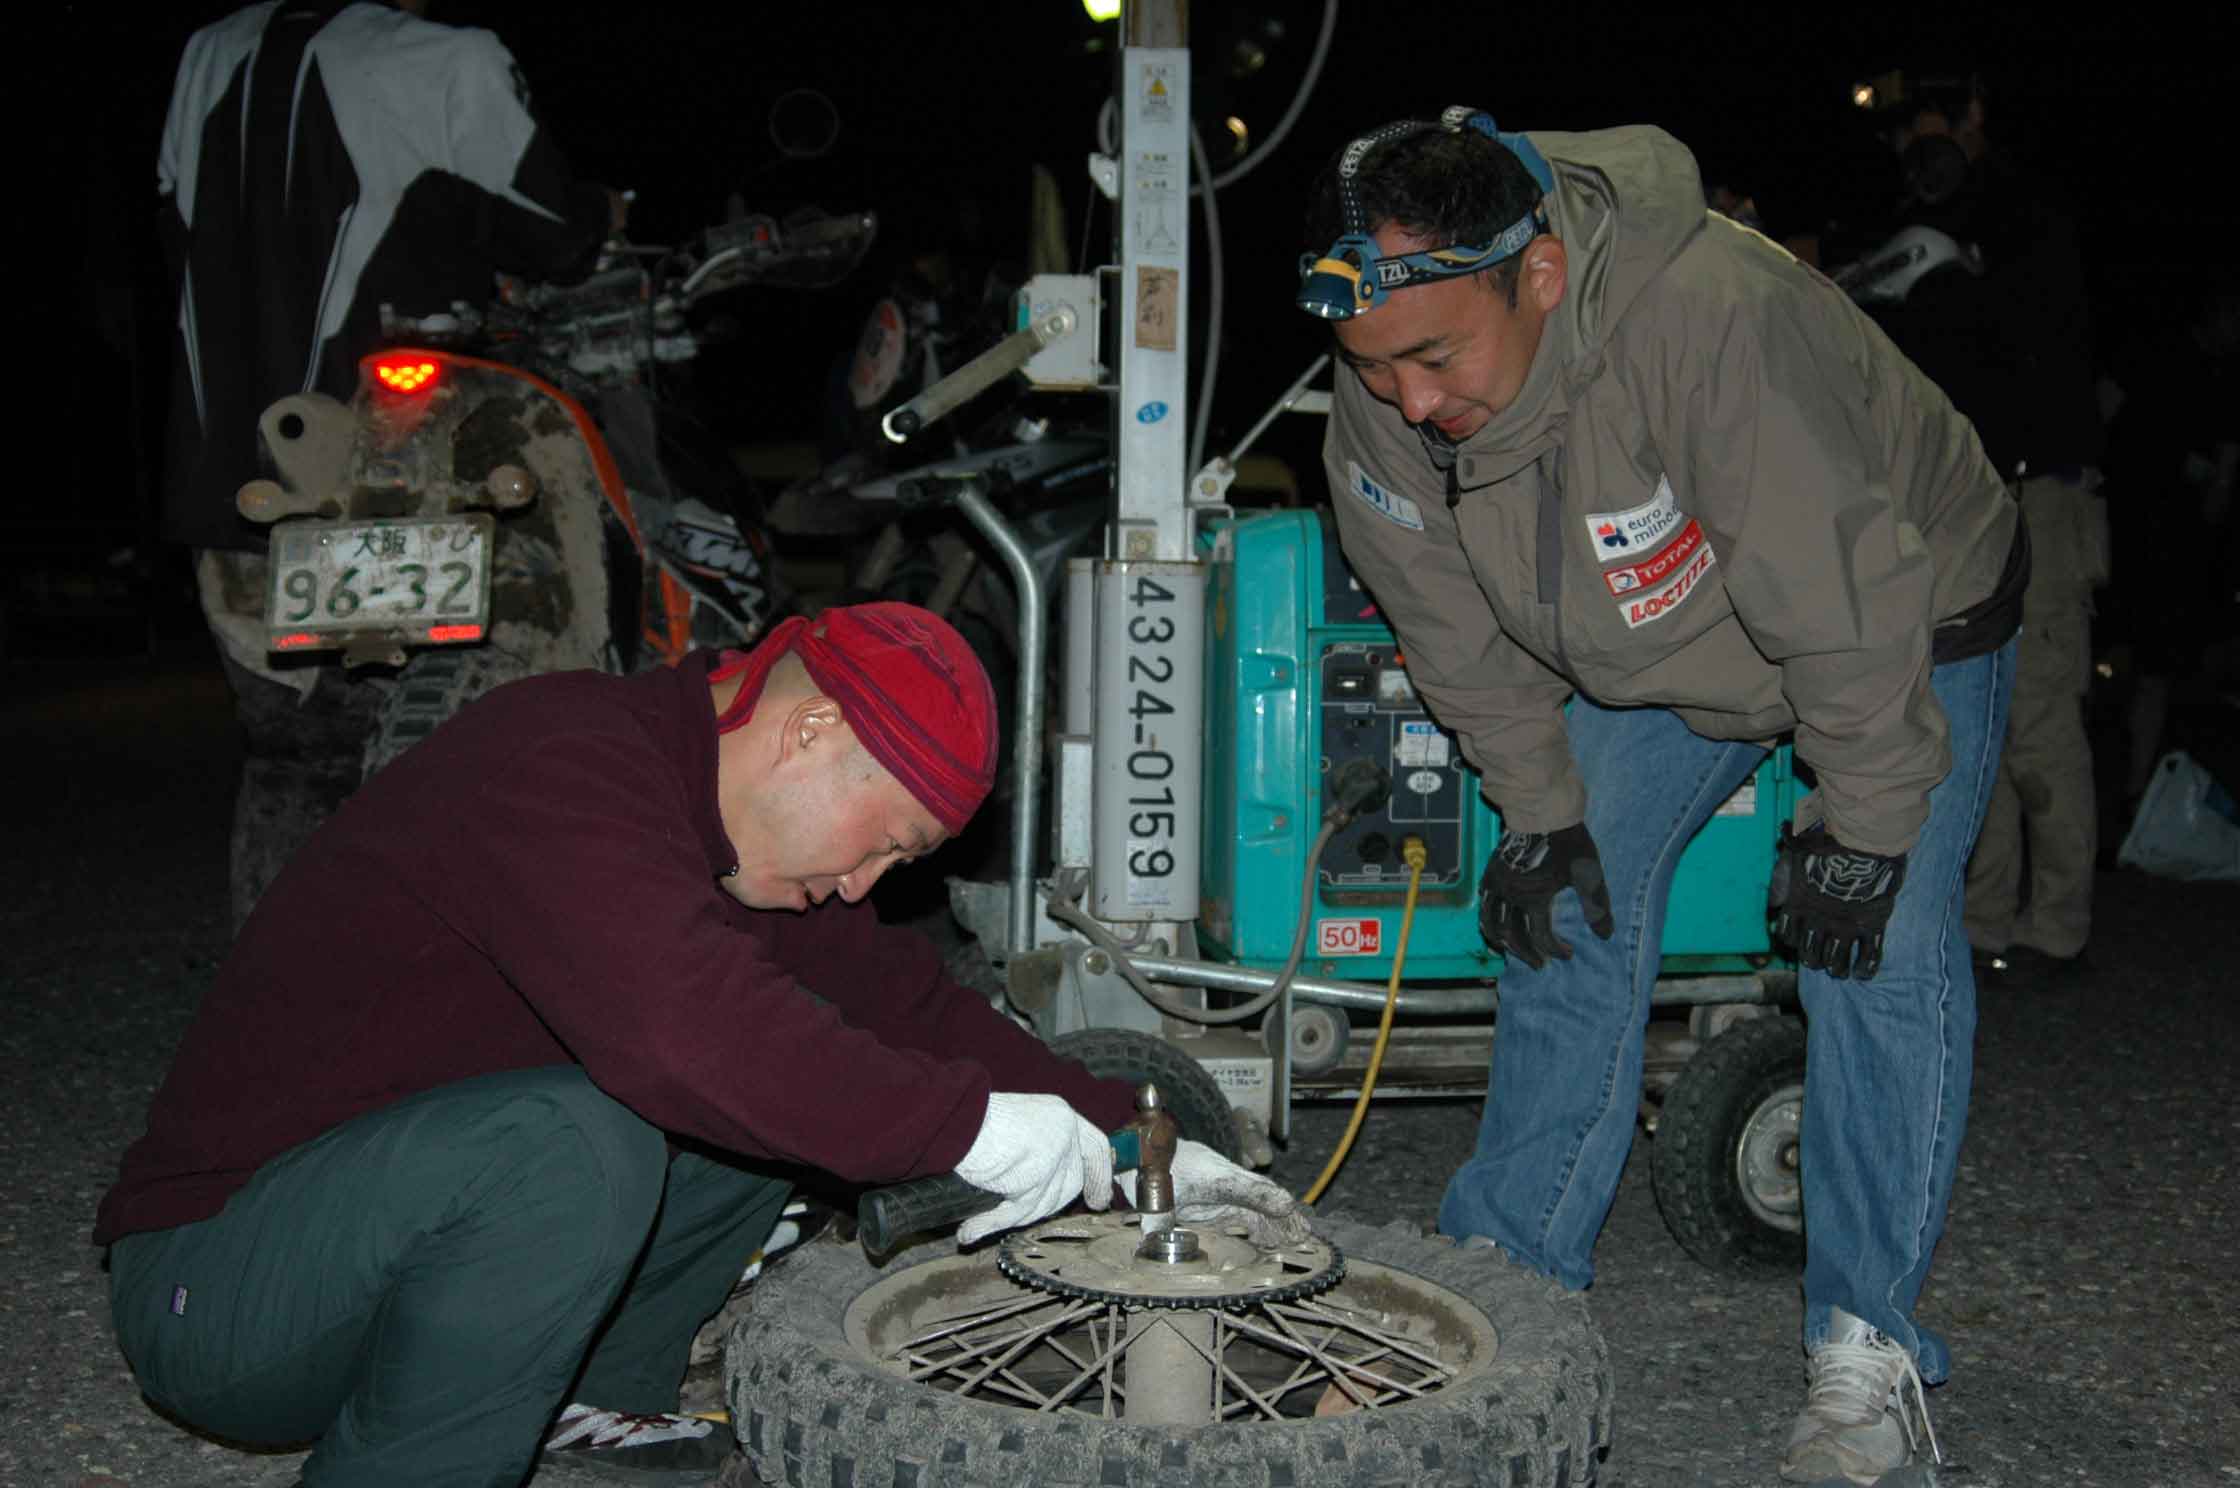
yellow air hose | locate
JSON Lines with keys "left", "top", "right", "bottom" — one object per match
{"left": 1302, "top": 834, "right": 1426, "bottom": 1206}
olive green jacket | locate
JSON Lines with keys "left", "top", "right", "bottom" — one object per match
{"left": 1323, "top": 125, "right": 2016, "bottom": 856}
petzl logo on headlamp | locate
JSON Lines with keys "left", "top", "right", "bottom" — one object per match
{"left": 1374, "top": 261, "right": 1409, "bottom": 287}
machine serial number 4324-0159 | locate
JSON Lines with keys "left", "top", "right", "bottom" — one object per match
{"left": 1121, "top": 573, "right": 1182, "bottom": 880}
{"left": 262, "top": 514, "right": 495, "bottom": 653}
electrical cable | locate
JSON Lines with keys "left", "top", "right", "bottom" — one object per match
{"left": 1045, "top": 818, "right": 1338, "bottom": 1027}
{"left": 1089, "top": 0, "right": 1337, "bottom": 472}
{"left": 1090, "top": 0, "right": 1339, "bottom": 196}
{"left": 1204, "top": 0, "right": 1339, "bottom": 193}
{"left": 1301, "top": 834, "right": 1424, "bottom": 1206}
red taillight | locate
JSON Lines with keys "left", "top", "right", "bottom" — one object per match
{"left": 370, "top": 355, "right": 442, "bottom": 395}
{"left": 427, "top": 624, "right": 484, "bottom": 643}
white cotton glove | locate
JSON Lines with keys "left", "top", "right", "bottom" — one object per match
{"left": 952, "top": 1092, "right": 1114, "bottom": 1246}
{"left": 1117, "top": 1138, "right": 1313, "bottom": 1249}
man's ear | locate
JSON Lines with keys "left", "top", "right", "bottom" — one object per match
{"left": 777, "top": 696, "right": 846, "bottom": 764}
{"left": 1524, "top": 235, "right": 1567, "bottom": 314}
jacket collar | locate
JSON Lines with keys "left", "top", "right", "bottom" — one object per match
{"left": 662, "top": 649, "right": 744, "bottom": 879}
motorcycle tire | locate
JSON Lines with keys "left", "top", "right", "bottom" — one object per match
{"left": 360, "top": 647, "right": 534, "bottom": 782}
{"left": 721, "top": 1213, "right": 1610, "bottom": 1488}
{"left": 1649, "top": 1015, "right": 1809, "bottom": 1277}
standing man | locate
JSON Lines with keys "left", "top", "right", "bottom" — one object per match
{"left": 96, "top": 602, "right": 1303, "bottom": 1486}
{"left": 159, "top": 0, "right": 623, "bottom": 933}
{"left": 1300, "top": 111, "right": 2023, "bottom": 1483}
{"left": 1877, "top": 70, "right": 2108, "bottom": 982}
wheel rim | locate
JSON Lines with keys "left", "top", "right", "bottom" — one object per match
{"left": 1734, "top": 1079, "right": 1805, "bottom": 1232}
{"left": 842, "top": 1247, "right": 1499, "bottom": 1425}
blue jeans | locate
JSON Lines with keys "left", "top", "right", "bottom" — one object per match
{"left": 1438, "top": 643, "right": 2012, "bottom": 1382}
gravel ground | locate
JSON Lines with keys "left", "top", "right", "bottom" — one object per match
{"left": 4, "top": 644, "right": 2236, "bottom": 1488}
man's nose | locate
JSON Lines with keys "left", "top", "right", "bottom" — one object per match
{"left": 838, "top": 856, "right": 893, "bottom": 903}
{"left": 1394, "top": 368, "right": 1441, "bottom": 424}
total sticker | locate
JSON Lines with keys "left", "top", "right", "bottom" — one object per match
{"left": 1604, "top": 518, "right": 1706, "bottom": 596}
{"left": 1395, "top": 719, "right": 1449, "bottom": 767}
{"left": 1621, "top": 541, "right": 1718, "bottom": 629}
{"left": 1316, "top": 918, "right": 1383, "bottom": 956}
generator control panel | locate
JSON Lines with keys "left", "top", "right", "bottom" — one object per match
{"left": 1318, "top": 643, "right": 1470, "bottom": 901}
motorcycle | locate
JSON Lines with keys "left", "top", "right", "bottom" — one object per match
{"left": 763, "top": 246, "right": 1111, "bottom": 811}
{"left": 229, "top": 204, "right": 878, "bottom": 777}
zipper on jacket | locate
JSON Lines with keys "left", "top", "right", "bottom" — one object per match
{"left": 1537, "top": 454, "right": 1569, "bottom": 673}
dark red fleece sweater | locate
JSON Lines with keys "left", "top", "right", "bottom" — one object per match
{"left": 94, "top": 651, "right": 1133, "bottom": 1245}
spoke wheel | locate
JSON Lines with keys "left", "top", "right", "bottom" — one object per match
{"left": 724, "top": 1214, "right": 1610, "bottom": 1487}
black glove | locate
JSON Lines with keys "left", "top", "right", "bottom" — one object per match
{"left": 1768, "top": 822, "right": 1908, "bottom": 980}
{"left": 1479, "top": 822, "right": 1616, "bottom": 970}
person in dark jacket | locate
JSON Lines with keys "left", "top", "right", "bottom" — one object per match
{"left": 159, "top": 0, "right": 625, "bottom": 935}
{"left": 96, "top": 602, "right": 1305, "bottom": 1485}
{"left": 1874, "top": 71, "right": 2109, "bottom": 980}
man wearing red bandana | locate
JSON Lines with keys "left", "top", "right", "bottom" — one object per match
{"left": 93, "top": 603, "right": 1300, "bottom": 1486}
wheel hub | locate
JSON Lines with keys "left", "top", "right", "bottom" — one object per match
{"left": 1734, "top": 1081, "right": 1805, "bottom": 1230}
{"left": 996, "top": 1210, "right": 1345, "bottom": 1309}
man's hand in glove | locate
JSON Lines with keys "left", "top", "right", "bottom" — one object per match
{"left": 952, "top": 1093, "right": 1113, "bottom": 1245}
{"left": 1119, "top": 1140, "right": 1312, "bottom": 1249}
{"left": 1479, "top": 822, "right": 1616, "bottom": 969}
{"left": 1768, "top": 823, "right": 1908, "bottom": 980}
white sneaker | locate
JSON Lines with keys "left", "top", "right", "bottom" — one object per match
{"left": 1779, "top": 1307, "right": 1942, "bottom": 1485}
{"left": 542, "top": 1404, "right": 734, "bottom": 1482}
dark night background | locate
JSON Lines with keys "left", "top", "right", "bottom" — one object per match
{"left": 33, "top": 3, "right": 2240, "bottom": 651}
{"left": 11, "top": 13, "right": 2239, "bottom": 1485}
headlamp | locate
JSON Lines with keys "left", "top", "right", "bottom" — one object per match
{"left": 1297, "top": 107, "right": 1556, "bottom": 322}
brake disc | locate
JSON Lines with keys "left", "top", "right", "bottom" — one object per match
{"left": 995, "top": 1210, "right": 1344, "bottom": 1309}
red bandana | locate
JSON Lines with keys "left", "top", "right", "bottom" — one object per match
{"left": 710, "top": 603, "right": 997, "bottom": 836}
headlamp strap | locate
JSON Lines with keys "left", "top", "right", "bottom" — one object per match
{"left": 1334, "top": 119, "right": 1441, "bottom": 236}
{"left": 1437, "top": 107, "right": 1557, "bottom": 196}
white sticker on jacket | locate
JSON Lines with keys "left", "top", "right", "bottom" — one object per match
{"left": 1585, "top": 474, "right": 1683, "bottom": 559}
{"left": 1621, "top": 540, "right": 1718, "bottom": 628}
{"left": 1347, "top": 461, "right": 1425, "bottom": 532}
{"left": 1604, "top": 519, "right": 1706, "bottom": 596}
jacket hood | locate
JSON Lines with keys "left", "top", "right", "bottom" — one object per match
{"left": 1462, "top": 126, "right": 1709, "bottom": 476}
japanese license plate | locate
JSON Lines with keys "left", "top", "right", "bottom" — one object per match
{"left": 264, "top": 514, "right": 495, "bottom": 652}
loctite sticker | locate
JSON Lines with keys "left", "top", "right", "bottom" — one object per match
{"left": 1620, "top": 541, "right": 1718, "bottom": 628}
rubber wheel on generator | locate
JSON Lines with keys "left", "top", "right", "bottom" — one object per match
{"left": 1045, "top": 1027, "right": 1240, "bottom": 1162}
{"left": 1649, "top": 1014, "right": 1808, "bottom": 1277}
{"left": 720, "top": 1213, "right": 1611, "bottom": 1488}
{"left": 360, "top": 648, "right": 532, "bottom": 781}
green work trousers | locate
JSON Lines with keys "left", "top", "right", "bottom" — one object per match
{"left": 108, "top": 1067, "right": 791, "bottom": 1487}
{"left": 1965, "top": 473, "right": 2106, "bottom": 960}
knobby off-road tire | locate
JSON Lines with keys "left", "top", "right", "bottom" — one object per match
{"left": 721, "top": 1214, "right": 1610, "bottom": 1488}
{"left": 1650, "top": 1015, "right": 1808, "bottom": 1277}
{"left": 360, "top": 647, "right": 534, "bottom": 781}
{"left": 1045, "top": 1027, "right": 1241, "bottom": 1162}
